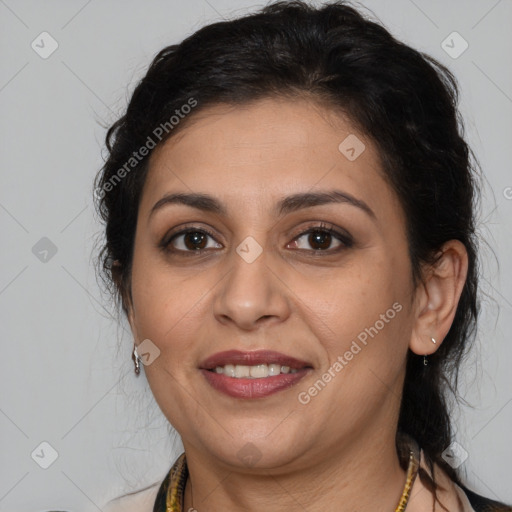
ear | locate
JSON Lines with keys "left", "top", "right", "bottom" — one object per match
{"left": 112, "top": 259, "right": 139, "bottom": 341}
{"left": 124, "top": 286, "right": 140, "bottom": 342}
{"left": 126, "top": 300, "right": 138, "bottom": 341}
{"left": 409, "top": 240, "right": 468, "bottom": 356}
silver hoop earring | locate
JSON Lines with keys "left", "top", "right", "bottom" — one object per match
{"left": 132, "top": 344, "right": 141, "bottom": 375}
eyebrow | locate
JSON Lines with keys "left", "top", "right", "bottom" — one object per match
{"left": 148, "top": 189, "right": 376, "bottom": 223}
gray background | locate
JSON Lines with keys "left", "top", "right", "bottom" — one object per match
{"left": 0, "top": 0, "right": 511, "bottom": 510}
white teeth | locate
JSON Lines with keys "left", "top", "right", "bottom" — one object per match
{"left": 212, "top": 363, "right": 300, "bottom": 378}
{"left": 250, "top": 364, "right": 268, "bottom": 378}
{"left": 268, "top": 364, "right": 281, "bottom": 376}
{"left": 235, "top": 365, "right": 250, "bottom": 378}
{"left": 224, "top": 364, "right": 236, "bottom": 377}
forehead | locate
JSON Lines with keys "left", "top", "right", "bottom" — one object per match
{"left": 141, "top": 97, "right": 398, "bottom": 221}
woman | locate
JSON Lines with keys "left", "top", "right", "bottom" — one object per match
{"left": 95, "top": 1, "right": 511, "bottom": 510}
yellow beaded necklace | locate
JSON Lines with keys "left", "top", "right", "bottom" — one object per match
{"left": 395, "top": 447, "right": 421, "bottom": 511}
{"left": 162, "top": 436, "right": 420, "bottom": 511}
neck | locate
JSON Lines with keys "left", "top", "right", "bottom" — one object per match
{"left": 182, "top": 430, "right": 409, "bottom": 512}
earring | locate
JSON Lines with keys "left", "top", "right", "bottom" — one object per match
{"left": 423, "top": 338, "right": 437, "bottom": 366}
{"left": 132, "top": 344, "right": 141, "bottom": 375}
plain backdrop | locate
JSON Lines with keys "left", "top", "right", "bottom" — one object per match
{"left": 0, "top": 0, "right": 511, "bottom": 510}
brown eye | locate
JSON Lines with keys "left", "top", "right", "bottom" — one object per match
{"left": 307, "top": 230, "right": 334, "bottom": 250}
{"left": 182, "top": 231, "right": 208, "bottom": 250}
{"left": 163, "top": 228, "right": 222, "bottom": 254}
{"left": 288, "top": 224, "right": 353, "bottom": 252}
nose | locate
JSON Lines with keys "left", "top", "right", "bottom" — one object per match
{"left": 212, "top": 244, "right": 291, "bottom": 331}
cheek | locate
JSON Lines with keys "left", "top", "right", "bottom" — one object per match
{"left": 293, "top": 256, "right": 395, "bottom": 332}
{"left": 129, "top": 248, "right": 209, "bottom": 358}
{"left": 292, "top": 255, "right": 410, "bottom": 379}
{"left": 132, "top": 278, "right": 205, "bottom": 348}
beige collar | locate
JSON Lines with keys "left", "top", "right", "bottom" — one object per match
{"left": 405, "top": 449, "right": 476, "bottom": 511}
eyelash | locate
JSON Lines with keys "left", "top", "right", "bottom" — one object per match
{"left": 159, "top": 222, "right": 353, "bottom": 257}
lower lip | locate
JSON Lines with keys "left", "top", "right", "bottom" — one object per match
{"left": 200, "top": 369, "right": 310, "bottom": 399}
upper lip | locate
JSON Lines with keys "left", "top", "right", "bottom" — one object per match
{"left": 199, "top": 350, "right": 313, "bottom": 370}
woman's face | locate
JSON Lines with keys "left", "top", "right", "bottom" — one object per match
{"left": 127, "top": 97, "right": 418, "bottom": 470}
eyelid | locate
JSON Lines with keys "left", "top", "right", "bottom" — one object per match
{"left": 290, "top": 221, "right": 352, "bottom": 243}
{"left": 159, "top": 223, "right": 220, "bottom": 250}
{"left": 160, "top": 221, "right": 353, "bottom": 254}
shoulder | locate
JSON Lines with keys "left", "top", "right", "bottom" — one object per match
{"left": 412, "top": 449, "right": 511, "bottom": 511}
{"left": 101, "top": 481, "right": 161, "bottom": 512}
{"left": 456, "top": 483, "right": 512, "bottom": 512}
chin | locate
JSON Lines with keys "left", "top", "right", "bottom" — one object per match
{"left": 201, "top": 427, "right": 309, "bottom": 471}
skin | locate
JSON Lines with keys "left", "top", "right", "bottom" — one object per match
{"left": 125, "top": 97, "right": 468, "bottom": 511}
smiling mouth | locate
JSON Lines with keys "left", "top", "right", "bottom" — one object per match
{"left": 207, "top": 363, "right": 300, "bottom": 378}
{"left": 199, "top": 350, "right": 313, "bottom": 398}
{"left": 199, "top": 349, "right": 313, "bottom": 374}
